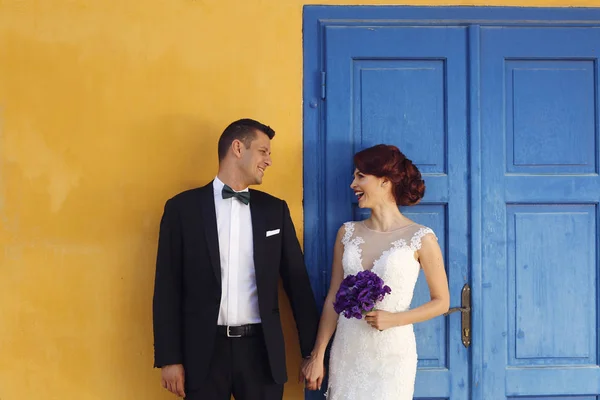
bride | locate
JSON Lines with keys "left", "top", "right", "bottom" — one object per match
{"left": 301, "top": 144, "right": 450, "bottom": 399}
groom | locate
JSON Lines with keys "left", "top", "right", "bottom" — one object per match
{"left": 152, "top": 118, "right": 319, "bottom": 399}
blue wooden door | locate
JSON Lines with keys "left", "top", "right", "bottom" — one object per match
{"left": 320, "top": 25, "right": 470, "bottom": 400}
{"left": 304, "top": 7, "right": 600, "bottom": 400}
{"left": 480, "top": 27, "right": 600, "bottom": 398}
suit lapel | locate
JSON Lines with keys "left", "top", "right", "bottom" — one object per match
{"left": 200, "top": 182, "right": 221, "bottom": 283}
{"left": 250, "top": 190, "right": 268, "bottom": 279}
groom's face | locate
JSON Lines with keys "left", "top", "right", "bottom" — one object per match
{"left": 239, "top": 130, "right": 272, "bottom": 186}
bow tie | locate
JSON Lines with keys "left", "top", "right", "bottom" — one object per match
{"left": 222, "top": 184, "right": 250, "bottom": 205}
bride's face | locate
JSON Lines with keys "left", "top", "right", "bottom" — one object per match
{"left": 350, "top": 169, "right": 389, "bottom": 208}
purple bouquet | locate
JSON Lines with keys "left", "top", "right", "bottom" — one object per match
{"left": 333, "top": 270, "right": 392, "bottom": 319}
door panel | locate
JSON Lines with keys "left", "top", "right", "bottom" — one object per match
{"left": 480, "top": 27, "right": 600, "bottom": 398}
{"left": 324, "top": 25, "right": 469, "bottom": 400}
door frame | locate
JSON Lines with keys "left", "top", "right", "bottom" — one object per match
{"left": 302, "top": 5, "right": 600, "bottom": 400}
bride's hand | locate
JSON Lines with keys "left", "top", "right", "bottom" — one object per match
{"left": 300, "top": 355, "right": 325, "bottom": 391}
{"left": 365, "top": 310, "right": 405, "bottom": 330}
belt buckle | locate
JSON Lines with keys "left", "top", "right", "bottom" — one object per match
{"left": 227, "top": 325, "right": 242, "bottom": 338}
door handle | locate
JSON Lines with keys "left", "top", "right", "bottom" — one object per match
{"left": 444, "top": 283, "right": 471, "bottom": 348}
{"left": 445, "top": 306, "right": 470, "bottom": 315}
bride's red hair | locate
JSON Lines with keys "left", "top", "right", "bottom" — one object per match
{"left": 354, "top": 144, "right": 425, "bottom": 206}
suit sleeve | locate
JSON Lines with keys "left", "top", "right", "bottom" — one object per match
{"left": 152, "top": 199, "right": 184, "bottom": 367}
{"left": 279, "top": 200, "right": 320, "bottom": 358}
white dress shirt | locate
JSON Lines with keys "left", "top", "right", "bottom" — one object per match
{"left": 213, "top": 177, "right": 261, "bottom": 326}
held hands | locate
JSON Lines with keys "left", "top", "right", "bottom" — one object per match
{"left": 161, "top": 364, "right": 186, "bottom": 398}
{"left": 365, "top": 310, "right": 407, "bottom": 331}
{"left": 299, "top": 354, "right": 325, "bottom": 391}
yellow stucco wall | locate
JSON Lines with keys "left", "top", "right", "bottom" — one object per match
{"left": 1, "top": 0, "right": 599, "bottom": 399}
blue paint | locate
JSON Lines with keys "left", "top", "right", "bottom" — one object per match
{"left": 480, "top": 26, "right": 600, "bottom": 398}
{"left": 303, "top": 5, "right": 600, "bottom": 24}
{"left": 303, "top": 5, "right": 600, "bottom": 400}
{"left": 467, "top": 25, "right": 484, "bottom": 400}
{"left": 508, "top": 61, "right": 595, "bottom": 174}
{"left": 328, "top": 26, "right": 469, "bottom": 400}
{"left": 508, "top": 206, "right": 594, "bottom": 362}
{"left": 304, "top": 19, "right": 469, "bottom": 400}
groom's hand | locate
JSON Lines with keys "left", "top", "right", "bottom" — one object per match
{"left": 161, "top": 364, "right": 186, "bottom": 398}
{"left": 300, "top": 356, "right": 325, "bottom": 391}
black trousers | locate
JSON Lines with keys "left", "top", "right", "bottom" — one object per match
{"left": 185, "top": 334, "right": 284, "bottom": 400}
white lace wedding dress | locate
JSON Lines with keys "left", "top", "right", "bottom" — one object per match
{"left": 326, "top": 221, "right": 436, "bottom": 400}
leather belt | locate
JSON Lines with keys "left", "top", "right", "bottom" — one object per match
{"left": 217, "top": 323, "right": 262, "bottom": 338}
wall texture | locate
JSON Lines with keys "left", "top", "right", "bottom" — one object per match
{"left": 1, "top": 0, "right": 598, "bottom": 399}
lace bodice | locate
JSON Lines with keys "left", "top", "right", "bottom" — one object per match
{"left": 326, "top": 221, "right": 437, "bottom": 400}
{"left": 340, "top": 221, "right": 436, "bottom": 312}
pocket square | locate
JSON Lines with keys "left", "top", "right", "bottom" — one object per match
{"left": 266, "top": 229, "right": 280, "bottom": 237}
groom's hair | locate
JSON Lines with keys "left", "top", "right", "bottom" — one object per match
{"left": 218, "top": 118, "right": 275, "bottom": 161}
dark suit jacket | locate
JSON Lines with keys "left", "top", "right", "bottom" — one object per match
{"left": 152, "top": 182, "right": 319, "bottom": 388}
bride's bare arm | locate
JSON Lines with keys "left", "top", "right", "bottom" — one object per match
{"left": 301, "top": 226, "right": 345, "bottom": 390}
{"left": 312, "top": 226, "right": 346, "bottom": 357}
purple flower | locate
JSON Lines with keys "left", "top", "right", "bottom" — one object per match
{"left": 333, "top": 270, "right": 392, "bottom": 319}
